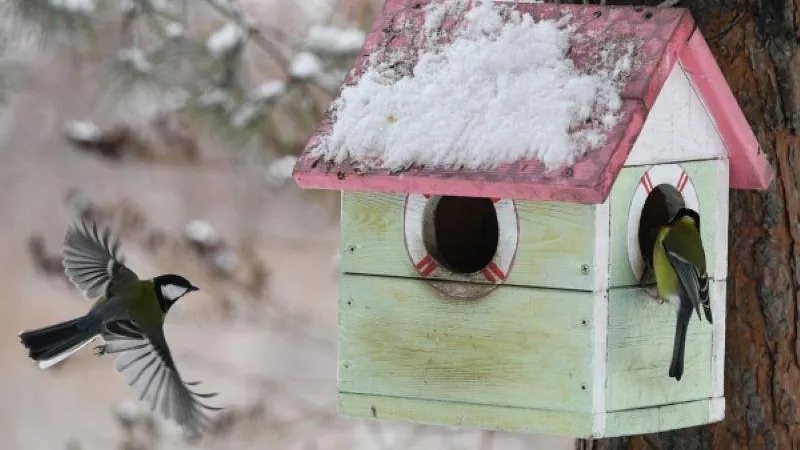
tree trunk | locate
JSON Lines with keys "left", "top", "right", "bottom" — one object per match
{"left": 579, "top": 0, "right": 800, "bottom": 449}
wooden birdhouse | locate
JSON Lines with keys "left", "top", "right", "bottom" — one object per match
{"left": 292, "top": 0, "right": 773, "bottom": 439}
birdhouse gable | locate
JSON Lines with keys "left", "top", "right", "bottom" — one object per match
{"left": 623, "top": 62, "right": 728, "bottom": 167}
{"left": 293, "top": 1, "right": 773, "bottom": 203}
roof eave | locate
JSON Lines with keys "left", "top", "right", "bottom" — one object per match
{"left": 678, "top": 28, "right": 774, "bottom": 190}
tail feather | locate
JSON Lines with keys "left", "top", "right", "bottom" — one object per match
{"left": 669, "top": 304, "right": 692, "bottom": 381}
{"left": 19, "top": 316, "right": 98, "bottom": 369}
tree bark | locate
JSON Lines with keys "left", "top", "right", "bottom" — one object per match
{"left": 579, "top": 0, "right": 800, "bottom": 449}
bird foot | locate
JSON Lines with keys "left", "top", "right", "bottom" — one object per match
{"left": 94, "top": 344, "right": 108, "bottom": 356}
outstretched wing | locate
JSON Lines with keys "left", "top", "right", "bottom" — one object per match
{"left": 663, "top": 229, "right": 711, "bottom": 324}
{"left": 98, "top": 320, "right": 221, "bottom": 435}
{"left": 62, "top": 219, "right": 138, "bottom": 299}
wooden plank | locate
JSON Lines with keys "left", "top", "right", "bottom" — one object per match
{"left": 603, "top": 398, "right": 721, "bottom": 437}
{"left": 341, "top": 191, "right": 598, "bottom": 291}
{"left": 609, "top": 159, "right": 722, "bottom": 288}
{"left": 339, "top": 274, "right": 595, "bottom": 411}
{"left": 624, "top": 63, "right": 727, "bottom": 167}
{"left": 605, "top": 285, "right": 714, "bottom": 411}
{"left": 338, "top": 392, "right": 594, "bottom": 438}
{"left": 339, "top": 393, "right": 722, "bottom": 438}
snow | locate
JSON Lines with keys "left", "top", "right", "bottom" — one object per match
{"left": 289, "top": 52, "right": 323, "bottom": 80}
{"left": 305, "top": 26, "right": 366, "bottom": 56}
{"left": 117, "top": 48, "right": 153, "bottom": 73}
{"left": 312, "top": 0, "right": 637, "bottom": 172}
{"left": 184, "top": 220, "right": 221, "bottom": 247}
{"left": 50, "top": 0, "right": 95, "bottom": 14}
{"left": 207, "top": 22, "right": 245, "bottom": 58}
{"left": 197, "top": 87, "right": 234, "bottom": 109}
{"left": 64, "top": 120, "right": 101, "bottom": 142}
{"left": 229, "top": 81, "right": 286, "bottom": 128}
{"left": 164, "top": 22, "right": 185, "bottom": 39}
{"left": 264, "top": 155, "right": 299, "bottom": 186}
{"left": 251, "top": 80, "right": 286, "bottom": 102}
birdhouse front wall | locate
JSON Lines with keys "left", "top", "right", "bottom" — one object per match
{"left": 339, "top": 192, "right": 608, "bottom": 436}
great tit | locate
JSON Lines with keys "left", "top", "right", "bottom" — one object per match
{"left": 19, "top": 219, "right": 220, "bottom": 434}
{"left": 652, "top": 207, "right": 712, "bottom": 381}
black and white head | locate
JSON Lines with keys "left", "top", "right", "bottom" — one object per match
{"left": 154, "top": 274, "right": 199, "bottom": 312}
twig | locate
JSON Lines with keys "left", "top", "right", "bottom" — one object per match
{"left": 657, "top": 0, "right": 681, "bottom": 7}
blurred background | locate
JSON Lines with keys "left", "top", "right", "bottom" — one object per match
{"left": 0, "top": 0, "right": 572, "bottom": 448}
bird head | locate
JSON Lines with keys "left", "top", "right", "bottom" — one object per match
{"left": 154, "top": 274, "right": 199, "bottom": 312}
{"left": 667, "top": 207, "right": 701, "bottom": 231}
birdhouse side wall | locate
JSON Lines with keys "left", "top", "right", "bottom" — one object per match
{"left": 340, "top": 192, "right": 600, "bottom": 291}
{"left": 609, "top": 159, "right": 728, "bottom": 288}
{"left": 598, "top": 158, "right": 727, "bottom": 429}
{"left": 623, "top": 62, "right": 726, "bottom": 167}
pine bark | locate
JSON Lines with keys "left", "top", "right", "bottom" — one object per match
{"left": 582, "top": 0, "right": 800, "bottom": 449}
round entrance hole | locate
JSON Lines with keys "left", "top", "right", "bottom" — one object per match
{"left": 637, "top": 184, "right": 685, "bottom": 273}
{"left": 422, "top": 196, "right": 499, "bottom": 274}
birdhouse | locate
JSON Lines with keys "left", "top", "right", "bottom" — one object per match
{"left": 292, "top": 0, "right": 773, "bottom": 439}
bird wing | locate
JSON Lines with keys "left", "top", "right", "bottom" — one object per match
{"left": 62, "top": 219, "right": 138, "bottom": 300}
{"left": 663, "top": 228, "right": 710, "bottom": 323}
{"left": 99, "top": 320, "right": 221, "bottom": 435}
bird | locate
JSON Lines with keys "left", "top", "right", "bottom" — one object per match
{"left": 652, "top": 207, "right": 713, "bottom": 381}
{"left": 18, "top": 219, "right": 220, "bottom": 435}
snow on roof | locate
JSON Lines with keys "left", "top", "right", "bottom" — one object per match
{"left": 293, "top": 1, "right": 772, "bottom": 202}
{"left": 311, "top": 0, "right": 635, "bottom": 173}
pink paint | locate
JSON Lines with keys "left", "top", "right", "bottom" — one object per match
{"left": 679, "top": 29, "right": 773, "bottom": 190}
{"left": 293, "top": 2, "right": 773, "bottom": 202}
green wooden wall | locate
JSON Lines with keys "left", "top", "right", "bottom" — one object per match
{"left": 341, "top": 192, "right": 599, "bottom": 291}
{"left": 339, "top": 274, "right": 595, "bottom": 411}
{"left": 608, "top": 159, "right": 727, "bottom": 288}
{"left": 605, "top": 284, "right": 715, "bottom": 411}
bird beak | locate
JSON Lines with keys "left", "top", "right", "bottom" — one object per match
{"left": 189, "top": 285, "right": 199, "bottom": 292}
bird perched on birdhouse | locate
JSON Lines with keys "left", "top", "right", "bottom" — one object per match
{"left": 292, "top": 0, "right": 773, "bottom": 439}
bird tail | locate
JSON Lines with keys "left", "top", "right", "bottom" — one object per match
{"left": 669, "top": 305, "right": 692, "bottom": 381}
{"left": 19, "top": 316, "right": 98, "bottom": 369}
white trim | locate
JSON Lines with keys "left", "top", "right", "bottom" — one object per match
{"left": 714, "top": 159, "right": 730, "bottom": 280}
{"left": 711, "top": 280, "right": 726, "bottom": 399}
{"left": 591, "top": 200, "right": 610, "bottom": 437}
{"left": 403, "top": 194, "right": 518, "bottom": 285}
{"left": 626, "top": 164, "right": 701, "bottom": 282}
{"left": 593, "top": 199, "right": 611, "bottom": 292}
{"left": 709, "top": 397, "right": 726, "bottom": 422}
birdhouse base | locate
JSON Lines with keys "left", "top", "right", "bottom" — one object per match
{"left": 338, "top": 393, "right": 724, "bottom": 438}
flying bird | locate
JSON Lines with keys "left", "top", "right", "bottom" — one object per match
{"left": 19, "top": 219, "right": 220, "bottom": 434}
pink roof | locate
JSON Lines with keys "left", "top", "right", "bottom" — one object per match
{"left": 292, "top": 2, "right": 773, "bottom": 203}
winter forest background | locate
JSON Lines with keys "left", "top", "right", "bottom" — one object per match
{"left": 0, "top": 0, "right": 574, "bottom": 449}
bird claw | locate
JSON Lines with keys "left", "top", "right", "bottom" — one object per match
{"left": 94, "top": 345, "right": 107, "bottom": 356}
